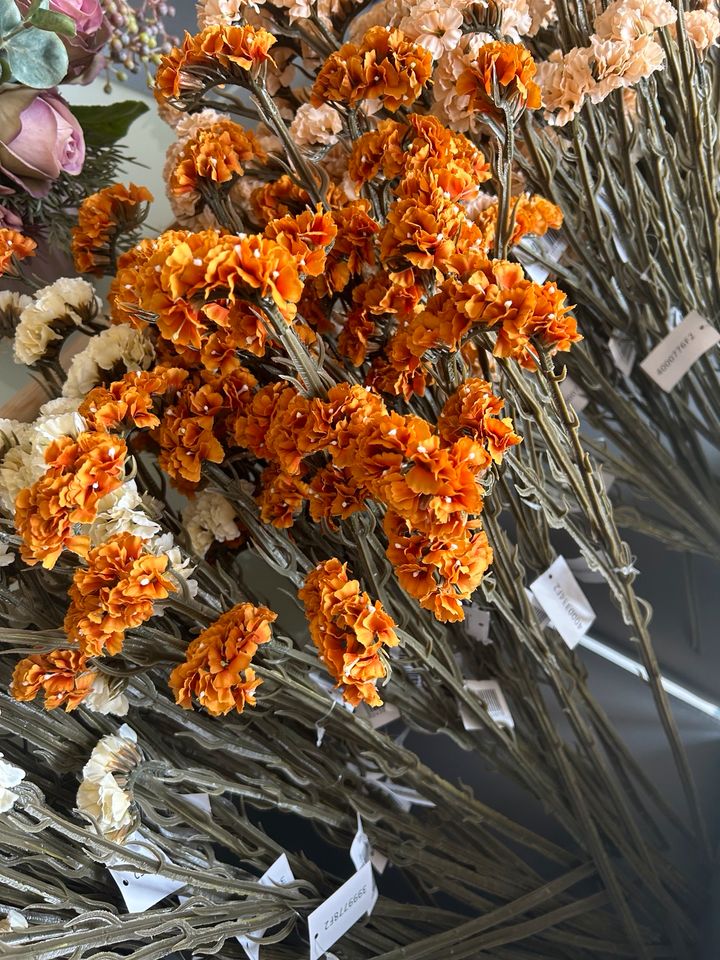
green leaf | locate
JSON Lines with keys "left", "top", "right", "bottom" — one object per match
{"left": 69, "top": 99, "right": 149, "bottom": 147}
{"left": 4, "top": 26, "right": 68, "bottom": 86}
{"left": 0, "top": 0, "right": 22, "bottom": 35}
{"left": 28, "top": 6, "right": 76, "bottom": 35}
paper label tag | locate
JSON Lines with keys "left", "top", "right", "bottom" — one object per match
{"left": 237, "top": 853, "right": 295, "bottom": 960}
{"left": 524, "top": 587, "right": 550, "bottom": 629}
{"left": 530, "top": 556, "right": 595, "bottom": 649}
{"left": 521, "top": 236, "right": 568, "bottom": 284}
{"left": 350, "top": 813, "right": 371, "bottom": 871}
{"left": 308, "top": 861, "right": 377, "bottom": 960}
{"left": 464, "top": 607, "right": 491, "bottom": 644}
{"left": 371, "top": 851, "right": 389, "bottom": 874}
{"left": 366, "top": 703, "right": 400, "bottom": 729}
{"left": 460, "top": 680, "right": 514, "bottom": 730}
{"left": 559, "top": 377, "right": 589, "bottom": 413}
{"left": 640, "top": 311, "right": 719, "bottom": 392}
{"left": 608, "top": 335, "right": 636, "bottom": 376}
{"left": 109, "top": 834, "right": 186, "bottom": 912}
{"left": 309, "top": 670, "right": 355, "bottom": 713}
{"left": 365, "top": 773, "right": 436, "bottom": 813}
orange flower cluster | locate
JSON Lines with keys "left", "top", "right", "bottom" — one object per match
{"left": 15, "top": 432, "right": 128, "bottom": 569}
{"left": 299, "top": 559, "right": 399, "bottom": 707}
{"left": 0, "top": 228, "right": 36, "bottom": 276}
{"left": 169, "top": 120, "right": 266, "bottom": 197}
{"left": 169, "top": 602, "right": 276, "bottom": 715}
{"left": 457, "top": 42, "right": 542, "bottom": 120}
{"left": 473, "top": 194, "right": 563, "bottom": 254}
{"left": 11, "top": 649, "right": 96, "bottom": 711}
{"left": 72, "top": 183, "right": 153, "bottom": 276}
{"left": 110, "top": 216, "right": 338, "bottom": 357}
{"left": 80, "top": 366, "right": 189, "bottom": 434}
{"left": 438, "top": 379, "right": 522, "bottom": 463}
{"left": 155, "top": 24, "right": 277, "bottom": 105}
{"left": 311, "top": 27, "right": 432, "bottom": 112}
{"left": 229, "top": 381, "right": 511, "bottom": 620}
{"left": 349, "top": 114, "right": 491, "bottom": 202}
{"left": 64, "top": 533, "right": 176, "bottom": 656}
{"left": 378, "top": 259, "right": 581, "bottom": 385}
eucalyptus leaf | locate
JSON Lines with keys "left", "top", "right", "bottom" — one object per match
{"left": 4, "top": 25, "right": 68, "bottom": 87}
{"left": 28, "top": 6, "right": 76, "bottom": 35}
{"left": 0, "top": 0, "right": 21, "bottom": 35}
{"left": 69, "top": 99, "right": 149, "bottom": 147}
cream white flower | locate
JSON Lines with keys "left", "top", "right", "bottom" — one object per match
{"left": 289, "top": 103, "right": 343, "bottom": 148}
{"left": 63, "top": 326, "right": 155, "bottom": 399}
{"left": 594, "top": 0, "right": 676, "bottom": 40}
{"left": 0, "top": 291, "right": 31, "bottom": 325}
{"left": 537, "top": 47, "right": 593, "bottom": 125}
{"left": 587, "top": 35, "right": 665, "bottom": 103}
{"left": 527, "top": 0, "right": 556, "bottom": 34}
{"left": 348, "top": 0, "right": 396, "bottom": 41}
{"left": 399, "top": 0, "right": 463, "bottom": 58}
{"left": 0, "top": 755, "right": 25, "bottom": 813}
{"left": 77, "top": 774, "right": 133, "bottom": 840}
{"left": 84, "top": 675, "right": 130, "bottom": 717}
{"left": 14, "top": 278, "right": 98, "bottom": 365}
{"left": 682, "top": 10, "right": 720, "bottom": 55}
{"left": 197, "top": 0, "right": 247, "bottom": 27}
{"left": 89, "top": 482, "right": 162, "bottom": 547}
{"left": 77, "top": 725, "right": 139, "bottom": 840}
{"left": 184, "top": 491, "right": 241, "bottom": 558}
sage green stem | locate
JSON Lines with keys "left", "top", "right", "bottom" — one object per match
{"left": 536, "top": 347, "right": 711, "bottom": 858}
{"left": 248, "top": 78, "right": 325, "bottom": 207}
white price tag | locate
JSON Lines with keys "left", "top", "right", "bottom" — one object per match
{"left": 464, "top": 607, "right": 491, "bottom": 644}
{"left": 640, "top": 311, "right": 719, "bottom": 392}
{"left": 559, "top": 377, "right": 589, "bottom": 413}
{"left": 608, "top": 335, "right": 636, "bottom": 376}
{"left": 109, "top": 834, "right": 186, "bottom": 912}
{"left": 308, "top": 861, "right": 377, "bottom": 960}
{"left": 350, "top": 813, "right": 371, "bottom": 871}
{"left": 366, "top": 703, "right": 400, "bottom": 729}
{"left": 371, "top": 851, "right": 389, "bottom": 874}
{"left": 530, "top": 556, "right": 595, "bottom": 649}
{"left": 365, "top": 773, "right": 436, "bottom": 813}
{"left": 237, "top": 853, "right": 295, "bottom": 960}
{"left": 460, "top": 681, "right": 514, "bottom": 730}
{"left": 521, "top": 236, "right": 568, "bottom": 284}
{"left": 524, "top": 587, "right": 550, "bottom": 629}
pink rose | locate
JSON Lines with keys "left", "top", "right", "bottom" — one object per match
{"left": 0, "top": 86, "right": 85, "bottom": 198}
{"left": 50, "top": 0, "right": 105, "bottom": 34}
{"left": 16, "top": 0, "right": 110, "bottom": 83}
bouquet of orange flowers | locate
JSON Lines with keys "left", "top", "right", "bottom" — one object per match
{"left": 0, "top": 2, "right": 713, "bottom": 957}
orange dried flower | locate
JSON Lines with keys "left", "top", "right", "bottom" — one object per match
{"left": 169, "top": 602, "right": 276, "bottom": 716}
{"left": 72, "top": 183, "right": 153, "bottom": 276}
{"left": 15, "top": 432, "right": 127, "bottom": 568}
{"left": 169, "top": 120, "right": 266, "bottom": 196}
{"left": 311, "top": 27, "right": 432, "bottom": 112}
{"left": 205, "top": 234, "right": 304, "bottom": 321}
{"left": 309, "top": 465, "right": 366, "bottom": 526}
{"left": 157, "top": 403, "right": 225, "bottom": 486}
{"left": 384, "top": 511, "right": 493, "bottom": 622}
{"left": 0, "top": 229, "right": 36, "bottom": 275}
{"left": 263, "top": 207, "right": 337, "bottom": 278}
{"left": 65, "top": 533, "right": 177, "bottom": 656}
{"left": 256, "top": 463, "right": 309, "bottom": 528}
{"left": 438, "top": 378, "right": 521, "bottom": 465}
{"left": 11, "top": 649, "right": 96, "bottom": 711}
{"left": 474, "top": 194, "right": 563, "bottom": 251}
{"left": 155, "top": 25, "right": 277, "bottom": 104}
{"left": 457, "top": 41, "right": 542, "bottom": 120}
{"left": 299, "top": 558, "right": 399, "bottom": 707}
{"left": 251, "top": 175, "right": 310, "bottom": 225}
